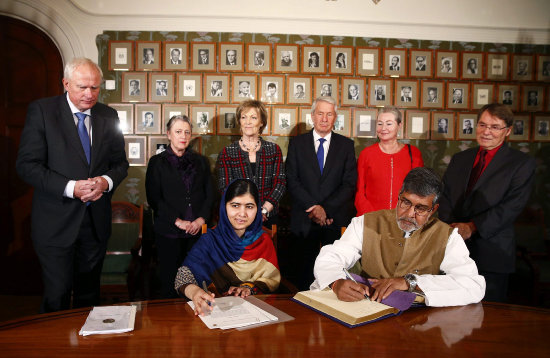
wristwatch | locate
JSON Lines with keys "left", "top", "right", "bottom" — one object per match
{"left": 404, "top": 273, "right": 417, "bottom": 292}
{"left": 261, "top": 207, "right": 268, "bottom": 216}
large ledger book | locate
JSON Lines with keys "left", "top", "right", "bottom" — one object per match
{"left": 292, "top": 289, "right": 410, "bottom": 328}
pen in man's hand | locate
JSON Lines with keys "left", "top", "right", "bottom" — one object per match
{"left": 202, "top": 280, "right": 213, "bottom": 307}
{"left": 342, "top": 268, "right": 371, "bottom": 301}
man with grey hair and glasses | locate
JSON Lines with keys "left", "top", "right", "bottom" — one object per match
{"left": 312, "top": 167, "right": 485, "bottom": 307}
{"left": 439, "top": 103, "right": 536, "bottom": 303}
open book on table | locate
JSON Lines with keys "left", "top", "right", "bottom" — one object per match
{"left": 292, "top": 283, "right": 420, "bottom": 328}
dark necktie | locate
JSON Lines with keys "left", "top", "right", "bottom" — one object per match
{"left": 76, "top": 112, "right": 91, "bottom": 164}
{"left": 466, "top": 150, "right": 487, "bottom": 194}
{"left": 317, "top": 138, "right": 326, "bottom": 174}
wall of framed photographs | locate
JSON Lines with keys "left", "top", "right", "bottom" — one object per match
{"left": 96, "top": 31, "right": 550, "bottom": 222}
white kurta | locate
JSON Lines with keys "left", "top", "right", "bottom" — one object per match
{"left": 311, "top": 215, "right": 486, "bottom": 307}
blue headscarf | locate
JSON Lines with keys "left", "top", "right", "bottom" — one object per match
{"left": 182, "top": 179, "right": 264, "bottom": 286}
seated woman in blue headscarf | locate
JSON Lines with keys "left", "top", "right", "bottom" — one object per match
{"left": 175, "top": 179, "right": 280, "bottom": 315}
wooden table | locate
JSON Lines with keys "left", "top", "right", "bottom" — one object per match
{"left": 1, "top": 295, "right": 549, "bottom": 357}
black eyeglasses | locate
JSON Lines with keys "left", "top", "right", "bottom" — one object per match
{"left": 398, "top": 197, "right": 434, "bottom": 216}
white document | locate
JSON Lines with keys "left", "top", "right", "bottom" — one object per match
{"left": 188, "top": 296, "right": 278, "bottom": 330}
{"left": 79, "top": 305, "right": 136, "bottom": 336}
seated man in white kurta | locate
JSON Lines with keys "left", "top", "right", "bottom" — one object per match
{"left": 311, "top": 167, "right": 485, "bottom": 307}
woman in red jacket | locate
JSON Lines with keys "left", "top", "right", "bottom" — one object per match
{"left": 355, "top": 106, "right": 424, "bottom": 215}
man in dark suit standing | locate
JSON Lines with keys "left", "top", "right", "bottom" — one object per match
{"left": 286, "top": 96, "right": 357, "bottom": 290}
{"left": 439, "top": 103, "right": 535, "bottom": 302}
{"left": 16, "top": 58, "right": 129, "bottom": 313}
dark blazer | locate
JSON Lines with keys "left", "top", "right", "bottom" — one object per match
{"left": 286, "top": 130, "right": 357, "bottom": 236}
{"left": 438, "top": 143, "right": 536, "bottom": 273}
{"left": 145, "top": 149, "right": 214, "bottom": 237}
{"left": 16, "top": 94, "right": 129, "bottom": 247}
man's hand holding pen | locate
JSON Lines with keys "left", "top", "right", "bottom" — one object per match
{"left": 331, "top": 279, "right": 371, "bottom": 302}
{"left": 331, "top": 277, "right": 410, "bottom": 303}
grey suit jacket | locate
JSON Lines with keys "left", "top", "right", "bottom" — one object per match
{"left": 16, "top": 94, "right": 129, "bottom": 247}
{"left": 438, "top": 143, "right": 536, "bottom": 273}
{"left": 285, "top": 130, "right": 357, "bottom": 236}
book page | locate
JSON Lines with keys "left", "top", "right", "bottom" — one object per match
{"left": 296, "top": 289, "right": 392, "bottom": 318}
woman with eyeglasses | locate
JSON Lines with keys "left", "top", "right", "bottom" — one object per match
{"left": 355, "top": 106, "right": 424, "bottom": 216}
{"left": 146, "top": 115, "right": 214, "bottom": 298}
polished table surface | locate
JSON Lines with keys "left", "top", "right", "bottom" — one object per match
{"left": 1, "top": 295, "right": 549, "bottom": 357}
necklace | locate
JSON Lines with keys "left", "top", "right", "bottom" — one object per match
{"left": 240, "top": 138, "right": 260, "bottom": 152}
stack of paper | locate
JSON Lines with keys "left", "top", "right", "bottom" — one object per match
{"left": 79, "top": 305, "right": 137, "bottom": 336}
{"left": 188, "top": 296, "right": 278, "bottom": 330}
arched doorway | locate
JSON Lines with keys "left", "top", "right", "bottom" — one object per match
{"left": 0, "top": 15, "right": 63, "bottom": 294}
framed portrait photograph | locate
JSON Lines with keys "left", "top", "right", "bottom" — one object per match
{"left": 232, "top": 74, "right": 257, "bottom": 103}
{"left": 271, "top": 106, "right": 298, "bottom": 136}
{"left": 302, "top": 45, "right": 326, "bottom": 74}
{"left": 487, "top": 53, "right": 510, "bottom": 81}
{"left": 333, "top": 108, "right": 352, "bottom": 137}
{"left": 246, "top": 43, "right": 272, "bottom": 73}
{"left": 149, "top": 72, "right": 174, "bottom": 102}
{"left": 472, "top": 83, "right": 494, "bottom": 110}
{"left": 356, "top": 47, "right": 380, "bottom": 76}
{"left": 287, "top": 76, "right": 312, "bottom": 105}
{"left": 162, "top": 104, "right": 188, "bottom": 132}
{"left": 457, "top": 113, "right": 477, "bottom": 140}
{"left": 394, "top": 80, "right": 419, "bottom": 108}
{"left": 217, "top": 105, "right": 239, "bottom": 135}
{"left": 341, "top": 77, "right": 366, "bottom": 107}
{"left": 329, "top": 46, "right": 353, "bottom": 75}
{"left": 353, "top": 108, "right": 378, "bottom": 138}
{"left": 522, "top": 85, "right": 544, "bottom": 112}
{"left": 314, "top": 77, "right": 339, "bottom": 104}
{"left": 512, "top": 54, "right": 534, "bottom": 81}
{"left": 124, "top": 136, "right": 147, "bottom": 166}
{"left": 497, "top": 84, "right": 519, "bottom": 111}
{"left": 435, "top": 50, "right": 459, "bottom": 79}
{"left": 368, "top": 78, "right": 392, "bottom": 107}
{"left": 109, "top": 41, "right": 133, "bottom": 71}
{"left": 163, "top": 42, "right": 188, "bottom": 71}
{"left": 409, "top": 50, "right": 433, "bottom": 78}
{"left": 190, "top": 105, "right": 216, "bottom": 135}
{"left": 135, "top": 104, "right": 162, "bottom": 135}
{"left": 536, "top": 55, "right": 550, "bottom": 82}
{"left": 176, "top": 73, "right": 202, "bottom": 103}
{"left": 405, "top": 110, "right": 430, "bottom": 140}
{"left": 148, "top": 135, "right": 170, "bottom": 160}
{"left": 204, "top": 74, "right": 230, "bottom": 103}
{"left": 431, "top": 111, "right": 455, "bottom": 140}
{"left": 219, "top": 42, "right": 244, "bottom": 72}
{"left": 461, "top": 52, "right": 483, "bottom": 80}
{"left": 260, "top": 75, "right": 285, "bottom": 104}
{"left": 383, "top": 48, "right": 407, "bottom": 77}
{"left": 109, "top": 103, "right": 134, "bottom": 134}
{"left": 533, "top": 115, "right": 550, "bottom": 142}
{"left": 121, "top": 72, "right": 147, "bottom": 102}
{"left": 135, "top": 41, "right": 161, "bottom": 71}
{"left": 298, "top": 106, "right": 314, "bottom": 134}
{"left": 446, "top": 82, "right": 470, "bottom": 110}
{"left": 420, "top": 80, "right": 444, "bottom": 109}
{"left": 274, "top": 44, "right": 299, "bottom": 73}
{"left": 190, "top": 42, "right": 216, "bottom": 72}
{"left": 508, "top": 115, "right": 530, "bottom": 142}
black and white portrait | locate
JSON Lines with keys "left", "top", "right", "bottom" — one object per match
{"left": 389, "top": 56, "right": 400, "bottom": 71}
{"left": 279, "top": 113, "right": 290, "bottom": 129}
{"left": 437, "top": 118, "right": 448, "bottom": 134}
{"left": 348, "top": 84, "right": 359, "bottom": 100}
{"left": 452, "top": 88, "right": 463, "bottom": 104}
{"left": 281, "top": 51, "right": 292, "bottom": 67}
{"left": 466, "top": 58, "right": 478, "bottom": 74}
{"left": 441, "top": 58, "right": 452, "bottom": 73}
{"left": 210, "top": 81, "right": 223, "bottom": 97}
{"left": 265, "top": 82, "right": 278, "bottom": 101}
{"left": 308, "top": 52, "right": 320, "bottom": 68}
{"left": 198, "top": 49, "right": 209, "bottom": 65}
{"left": 294, "top": 83, "right": 306, "bottom": 99}
{"left": 415, "top": 56, "right": 426, "bottom": 71}
{"left": 129, "top": 79, "right": 141, "bottom": 96}
{"left": 463, "top": 119, "right": 473, "bottom": 134}
{"left": 254, "top": 51, "right": 265, "bottom": 66}
{"left": 156, "top": 80, "right": 168, "bottom": 96}
{"left": 513, "top": 120, "right": 524, "bottom": 135}
{"left": 334, "top": 115, "right": 344, "bottom": 131}
{"left": 427, "top": 87, "right": 438, "bottom": 103}
{"left": 375, "top": 85, "right": 386, "bottom": 101}
{"left": 226, "top": 49, "right": 237, "bottom": 66}
{"left": 197, "top": 112, "right": 209, "bottom": 128}
{"left": 320, "top": 84, "right": 332, "bottom": 97}
{"left": 238, "top": 81, "right": 252, "bottom": 98}
{"left": 170, "top": 48, "right": 182, "bottom": 64}
{"left": 156, "top": 143, "right": 168, "bottom": 154}
{"left": 527, "top": 91, "right": 538, "bottom": 106}
{"left": 335, "top": 52, "right": 346, "bottom": 69}
{"left": 142, "top": 112, "right": 154, "bottom": 128}
{"left": 538, "top": 121, "right": 549, "bottom": 136}
{"left": 401, "top": 86, "right": 412, "bottom": 102}
{"left": 183, "top": 80, "right": 195, "bottom": 97}
{"left": 143, "top": 48, "right": 155, "bottom": 64}
{"left": 224, "top": 113, "right": 236, "bottom": 129}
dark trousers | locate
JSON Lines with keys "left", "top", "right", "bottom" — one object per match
{"left": 480, "top": 270, "right": 509, "bottom": 303}
{"left": 34, "top": 208, "right": 106, "bottom": 313}
{"left": 156, "top": 233, "right": 198, "bottom": 298}
{"left": 292, "top": 225, "right": 341, "bottom": 291}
